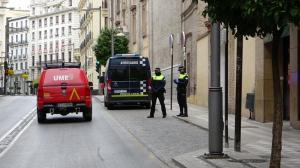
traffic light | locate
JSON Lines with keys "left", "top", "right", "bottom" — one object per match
{"left": 96, "top": 60, "right": 100, "bottom": 73}
{"left": 4, "top": 61, "right": 8, "bottom": 70}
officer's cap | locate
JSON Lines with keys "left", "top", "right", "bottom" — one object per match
{"left": 178, "top": 65, "right": 185, "bottom": 71}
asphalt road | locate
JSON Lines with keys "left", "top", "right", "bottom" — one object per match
{"left": 0, "top": 96, "right": 166, "bottom": 168}
{"left": 0, "top": 96, "right": 36, "bottom": 138}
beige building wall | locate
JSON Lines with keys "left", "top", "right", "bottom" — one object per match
{"left": 241, "top": 37, "right": 257, "bottom": 118}
{"left": 195, "top": 34, "right": 209, "bottom": 107}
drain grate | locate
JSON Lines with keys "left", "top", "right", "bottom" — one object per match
{"left": 228, "top": 158, "right": 267, "bottom": 163}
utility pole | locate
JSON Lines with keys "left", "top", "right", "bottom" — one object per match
{"left": 225, "top": 28, "right": 229, "bottom": 148}
{"left": 205, "top": 22, "right": 227, "bottom": 158}
{"left": 234, "top": 36, "right": 243, "bottom": 152}
{"left": 4, "top": 17, "right": 9, "bottom": 95}
{"left": 111, "top": 0, "right": 114, "bottom": 57}
{"left": 169, "top": 34, "right": 174, "bottom": 110}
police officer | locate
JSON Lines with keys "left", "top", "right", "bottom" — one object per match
{"left": 147, "top": 67, "right": 167, "bottom": 118}
{"left": 174, "top": 66, "right": 189, "bottom": 117}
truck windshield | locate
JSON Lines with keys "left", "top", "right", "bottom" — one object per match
{"left": 110, "top": 65, "right": 148, "bottom": 81}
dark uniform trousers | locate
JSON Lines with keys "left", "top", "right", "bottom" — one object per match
{"left": 150, "top": 91, "right": 166, "bottom": 116}
{"left": 177, "top": 92, "right": 187, "bottom": 115}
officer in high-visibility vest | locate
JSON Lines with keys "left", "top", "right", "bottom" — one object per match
{"left": 174, "top": 65, "right": 189, "bottom": 117}
{"left": 147, "top": 67, "right": 167, "bottom": 118}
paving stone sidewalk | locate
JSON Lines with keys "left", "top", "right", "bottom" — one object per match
{"left": 168, "top": 100, "right": 300, "bottom": 168}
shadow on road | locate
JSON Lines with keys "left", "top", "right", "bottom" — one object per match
{"left": 41, "top": 116, "right": 87, "bottom": 124}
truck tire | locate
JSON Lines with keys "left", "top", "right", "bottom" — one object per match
{"left": 37, "top": 109, "right": 46, "bottom": 123}
{"left": 107, "top": 103, "right": 113, "bottom": 110}
{"left": 83, "top": 107, "right": 92, "bottom": 121}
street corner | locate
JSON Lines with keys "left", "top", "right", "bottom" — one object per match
{"left": 172, "top": 148, "right": 269, "bottom": 168}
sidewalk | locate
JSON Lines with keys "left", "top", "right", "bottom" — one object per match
{"left": 169, "top": 100, "right": 300, "bottom": 168}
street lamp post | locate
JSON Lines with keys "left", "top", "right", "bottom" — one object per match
{"left": 111, "top": 0, "right": 114, "bottom": 57}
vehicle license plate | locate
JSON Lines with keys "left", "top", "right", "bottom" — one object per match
{"left": 57, "top": 103, "right": 72, "bottom": 108}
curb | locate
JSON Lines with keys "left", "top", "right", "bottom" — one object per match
{"left": 172, "top": 116, "right": 209, "bottom": 131}
{"left": 172, "top": 158, "right": 187, "bottom": 168}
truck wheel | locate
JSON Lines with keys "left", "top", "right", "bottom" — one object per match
{"left": 107, "top": 103, "right": 113, "bottom": 110}
{"left": 83, "top": 107, "right": 92, "bottom": 121}
{"left": 104, "top": 101, "right": 107, "bottom": 107}
{"left": 37, "top": 109, "right": 46, "bottom": 123}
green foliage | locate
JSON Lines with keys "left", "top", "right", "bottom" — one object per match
{"left": 201, "top": 0, "right": 300, "bottom": 37}
{"left": 93, "top": 27, "right": 129, "bottom": 66}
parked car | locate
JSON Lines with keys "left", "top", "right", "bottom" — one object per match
{"left": 104, "top": 54, "right": 152, "bottom": 109}
{"left": 37, "top": 62, "right": 92, "bottom": 123}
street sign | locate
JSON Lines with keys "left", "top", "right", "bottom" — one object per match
{"left": 169, "top": 34, "right": 174, "bottom": 49}
{"left": 181, "top": 31, "right": 186, "bottom": 47}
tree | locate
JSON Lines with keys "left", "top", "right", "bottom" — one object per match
{"left": 201, "top": 0, "right": 300, "bottom": 167}
{"left": 93, "top": 28, "right": 129, "bottom": 67}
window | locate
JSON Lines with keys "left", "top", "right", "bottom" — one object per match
{"left": 38, "top": 45, "right": 42, "bottom": 53}
{"left": 117, "top": 0, "right": 120, "bottom": 14}
{"left": 69, "top": 0, "right": 72, "bottom": 6}
{"left": 55, "top": 28, "right": 59, "bottom": 37}
{"left": 62, "top": 14, "right": 65, "bottom": 23}
{"left": 39, "top": 55, "right": 41, "bottom": 65}
{"left": 50, "top": 29, "right": 53, "bottom": 38}
{"left": 32, "top": 32, "right": 35, "bottom": 40}
{"left": 16, "top": 22, "right": 18, "bottom": 28}
{"left": 44, "top": 43, "right": 47, "bottom": 53}
{"left": 50, "top": 54, "right": 53, "bottom": 63}
{"left": 44, "top": 55, "right": 47, "bottom": 62}
{"left": 32, "top": 7, "right": 35, "bottom": 15}
{"left": 44, "top": 18, "right": 47, "bottom": 26}
{"left": 56, "top": 53, "right": 59, "bottom": 62}
{"left": 21, "top": 63, "right": 23, "bottom": 70}
{"left": 21, "top": 34, "right": 23, "bottom": 42}
{"left": 68, "top": 26, "right": 72, "bottom": 35}
{"left": 32, "top": 56, "right": 35, "bottom": 66}
{"left": 39, "top": 19, "right": 42, "bottom": 27}
{"left": 56, "top": 16, "right": 59, "bottom": 24}
{"left": 25, "top": 20, "right": 27, "bottom": 28}
{"left": 32, "top": 20, "right": 35, "bottom": 28}
{"left": 25, "top": 48, "right": 28, "bottom": 55}
{"left": 50, "top": 17, "right": 53, "bottom": 26}
{"left": 61, "top": 40, "right": 65, "bottom": 50}
{"left": 105, "top": 17, "right": 108, "bottom": 27}
{"left": 44, "top": 30, "right": 47, "bottom": 39}
{"left": 25, "top": 34, "right": 27, "bottom": 42}
{"left": 68, "top": 13, "right": 72, "bottom": 22}
{"left": 21, "top": 21, "right": 23, "bottom": 28}
{"left": 39, "top": 31, "right": 42, "bottom": 40}
{"left": 61, "top": 52, "right": 65, "bottom": 61}
{"left": 25, "top": 62, "right": 28, "bottom": 69}
{"left": 55, "top": 40, "right": 59, "bottom": 51}
{"left": 132, "top": 10, "right": 137, "bottom": 43}
{"left": 61, "top": 27, "right": 65, "bottom": 36}
{"left": 68, "top": 51, "right": 71, "bottom": 62}
{"left": 15, "top": 63, "right": 18, "bottom": 70}
{"left": 16, "top": 35, "right": 18, "bottom": 42}
{"left": 10, "top": 36, "right": 13, "bottom": 43}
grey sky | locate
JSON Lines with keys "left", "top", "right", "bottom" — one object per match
{"left": 7, "top": 0, "right": 30, "bottom": 10}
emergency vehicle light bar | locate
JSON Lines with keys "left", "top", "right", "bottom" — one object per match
{"left": 44, "top": 62, "right": 81, "bottom": 69}
{"left": 113, "top": 54, "right": 140, "bottom": 57}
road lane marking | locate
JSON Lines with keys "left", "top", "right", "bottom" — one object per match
{"left": 0, "top": 107, "right": 36, "bottom": 158}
